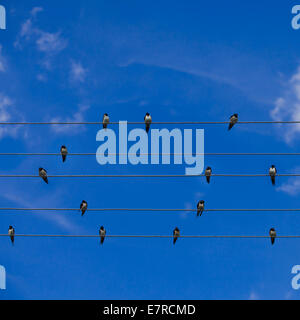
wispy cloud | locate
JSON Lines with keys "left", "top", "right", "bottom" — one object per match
{"left": 271, "top": 65, "right": 300, "bottom": 143}
{"left": 70, "top": 60, "right": 87, "bottom": 83}
{"left": 50, "top": 104, "right": 90, "bottom": 135}
{"left": 15, "top": 7, "right": 67, "bottom": 69}
{"left": 276, "top": 166, "right": 300, "bottom": 196}
{"left": 0, "top": 93, "right": 24, "bottom": 139}
{"left": 248, "top": 292, "right": 259, "bottom": 300}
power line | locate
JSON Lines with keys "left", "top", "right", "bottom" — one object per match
{"left": 1, "top": 152, "right": 300, "bottom": 156}
{"left": 1, "top": 208, "right": 300, "bottom": 213}
{"left": 0, "top": 174, "right": 298, "bottom": 178}
{"left": 1, "top": 234, "right": 300, "bottom": 239}
{"left": 0, "top": 121, "right": 300, "bottom": 125}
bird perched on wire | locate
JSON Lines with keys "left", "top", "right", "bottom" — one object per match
{"left": 269, "top": 228, "right": 276, "bottom": 245}
{"left": 269, "top": 165, "right": 277, "bottom": 186}
{"left": 144, "top": 113, "right": 152, "bottom": 133}
{"left": 197, "top": 200, "right": 205, "bottom": 217}
{"left": 39, "top": 168, "right": 48, "bottom": 184}
{"left": 8, "top": 226, "right": 15, "bottom": 246}
{"left": 102, "top": 113, "right": 109, "bottom": 129}
{"left": 99, "top": 226, "right": 106, "bottom": 245}
{"left": 173, "top": 227, "right": 180, "bottom": 245}
{"left": 228, "top": 114, "right": 238, "bottom": 131}
{"left": 205, "top": 167, "right": 212, "bottom": 184}
{"left": 80, "top": 200, "right": 88, "bottom": 216}
{"left": 60, "top": 145, "right": 68, "bottom": 163}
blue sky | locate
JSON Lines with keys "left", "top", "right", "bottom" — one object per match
{"left": 1, "top": 0, "right": 300, "bottom": 299}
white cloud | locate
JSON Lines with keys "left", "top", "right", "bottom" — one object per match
{"left": 36, "top": 31, "right": 67, "bottom": 54}
{"left": 248, "top": 292, "right": 259, "bottom": 300}
{"left": 271, "top": 65, "right": 300, "bottom": 143}
{"left": 276, "top": 166, "right": 300, "bottom": 196}
{"left": 15, "top": 7, "right": 67, "bottom": 66}
{"left": 70, "top": 61, "right": 87, "bottom": 83}
{"left": 50, "top": 104, "right": 90, "bottom": 135}
{"left": 0, "top": 93, "right": 22, "bottom": 139}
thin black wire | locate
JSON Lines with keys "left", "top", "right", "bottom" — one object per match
{"left": 1, "top": 234, "right": 300, "bottom": 239}
{"left": 0, "top": 121, "right": 300, "bottom": 125}
{"left": 0, "top": 174, "right": 298, "bottom": 178}
{"left": 0, "top": 208, "right": 300, "bottom": 213}
{"left": 1, "top": 153, "right": 300, "bottom": 156}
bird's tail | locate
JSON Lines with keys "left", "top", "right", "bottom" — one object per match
{"left": 101, "top": 237, "right": 105, "bottom": 245}
{"left": 228, "top": 123, "right": 233, "bottom": 131}
{"left": 200, "top": 210, "right": 203, "bottom": 217}
{"left": 271, "top": 176, "right": 275, "bottom": 186}
{"left": 271, "top": 237, "right": 275, "bottom": 245}
{"left": 44, "top": 177, "right": 49, "bottom": 184}
{"left": 206, "top": 176, "right": 210, "bottom": 184}
{"left": 103, "top": 124, "right": 107, "bottom": 129}
{"left": 10, "top": 237, "right": 14, "bottom": 246}
{"left": 173, "top": 237, "right": 177, "bottom": 245}
{"left": 146, "top": 125, "right": 150, "bottom": 133}
{"left": 62, "top": 155, "right": 66, "bottom": 162}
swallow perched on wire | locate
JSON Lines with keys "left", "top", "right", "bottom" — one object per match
{"left": 8, "top": 226, "right": 15, "bottom": 246}
{"left": 228, "top": 114, "right": 238, "bottom": 131}
{"left": 39, "top": 168, "right": 48, "bottom": 184}
{"left": 99, "top": 226, "right": 106, "bottom": 245}
{"left": 144, "top": 113, "right": 152, "bottom": 133}
{"left": 269, "top": 228, "right": 276, "bottom": 245}
{"left": 80, "top": 200, "right": 88, "bottom": 216}
{"left": 173, "top": 227, "right": 180, "bottom": 245}
{"left": 60, "top": 145, "right": 68, "bottom": 163}
{"left": 205, "top": 166, "right": 212, "bottom": 184}
{"left": 102, "top": 113, "right": 109, "bottom": 129}
{"left": 197, "top": 200, "right": 205, "bottom": 217}
{"left": 269, "top": 165, "right": 277, "bottom": 186}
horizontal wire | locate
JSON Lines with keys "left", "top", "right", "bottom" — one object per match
{"left": 1, "top": 208, "right": 300, "bottom": 213}
{"left": 1, "top": 234, "right": 300, "bottom": 239}
{"left": 0, "top": 174, "right": 298, "bottom": 178}
{"left": 1, "top": 153, "right": 300, "bottom": 156}
{"left": 0, "top": 121, "right": 300, "bottom": 125}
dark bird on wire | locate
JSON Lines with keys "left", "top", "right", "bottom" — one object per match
{"left": 8, "top": 226, "right": 15, "bottom": 246}
{"left": 205, "top": 166, "right": 212, "bottom": 184}
{"left": 144, "top": 113, "right": 152, "bottom": 133}
{"left": 102, "top": 113, "right": 109, "bottom": 129}
{"left": 269, "top": 228, "right": 276, "bottom": 245}
{"left": 60, "top": 145, "right": 68, "bottom": 163}
{"left": 99, "top": 226, "right": 106, "bottom": 245}
{"left": 80, "top": 200, "right": 88, "bottom": 216}
{"left": 228, "top": 114, "right": 238, "bottom": 131}
{"left": 39, "top": 168, "right": 48, "bottom": 184}
{"left": 173, "top": 227, "right": 180, "bottom": 245}
{"left": 269, "top": 165, "right": 277, "bottom": 186}
{"left": 197, "top": 200, "right": 205, "bottom": 217}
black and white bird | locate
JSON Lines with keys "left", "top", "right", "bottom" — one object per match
{"left": 269, "top": 228, "right": 276, "bottom": 245}
{"left": 197, "top": 200, "right": 205, "bottom": 217}
{"left": 228, "top": 114, "right": 238, "bottom": 131}
{"left": 269, "top": 165, "right": 277, "bottom": 186}
{"left": 144, "top": 113, "right": 152, "bottom": 133}
{"left": 102, "top": 113, "right": 109, "bottom": 129}
{"left": 39, "top": 168, "right": 48, "bottom": 184}
{"left": 60, "top": 145, "right": 68, "bottom": 163}
{"left": 173, "top": 227, "right": 180, "bottom": 245}
{"left": 205, "top": 167, "right": 212, "bottom": 184}
{"left": 99, "top": 226, "right": 106, "bottom": 245}
{"left": 8, "top": 226, "right": 15, "bottom": 246}
{"left": 80, "top": 200, "right": 88, "bottom": 216}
